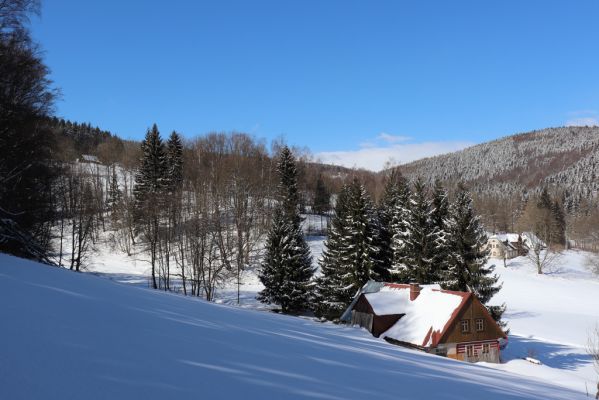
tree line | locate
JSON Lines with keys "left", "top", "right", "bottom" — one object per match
{"left": 258, "top": 150, "right": 505, "bottom": 328}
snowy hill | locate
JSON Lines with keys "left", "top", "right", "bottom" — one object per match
{"left": 0, "top": 253, "right": 588, "bottom": 399}
{"left": 77, "top": 237, "right": 599, "bottom": 396}
{"left": 398, "top": 126, "right": 599, "bottom": 201}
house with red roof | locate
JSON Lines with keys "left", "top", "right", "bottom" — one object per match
{"left": 340, "top": 282, "right": 507, "bottom": 363}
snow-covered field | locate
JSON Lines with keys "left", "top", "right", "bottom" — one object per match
{"left": 486, "top": 250, "right": 599, "bottom": 394}
{"left": 0, "top": 253, "right": 588, "bottom": 399}
{"left": 16, "top": 225, "right": 599, "bottom": 397}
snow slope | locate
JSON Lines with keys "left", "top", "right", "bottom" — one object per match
{"left": 486, "top": 250, "right": 599, "bottom": 394}
{"left": 0, "top": 254, "right": 585, "bottom": 400}
{"left": 66, "top": 229, "right": 599, "bottom": 395}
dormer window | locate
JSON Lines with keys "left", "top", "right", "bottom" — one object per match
{"left": 461, "top": 319, "right": 470, "bottom": 333}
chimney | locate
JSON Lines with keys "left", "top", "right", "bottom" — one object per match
{"left": 409, "top": 283, "right": 421, "bottom": 301}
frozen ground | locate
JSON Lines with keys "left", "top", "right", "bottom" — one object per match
{"left": 53, "top": 230, "right": 599, "bottom": 395}
{"left": 0, "top": 253, "right": 587, "bottom": 399}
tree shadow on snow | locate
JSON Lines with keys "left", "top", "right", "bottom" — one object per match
{"left": 504, "top": 335, "right": 593, "bottom": 371}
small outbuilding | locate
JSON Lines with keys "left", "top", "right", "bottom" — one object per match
{"left": 341, "top": 282, "right": 507, "bottom": 363}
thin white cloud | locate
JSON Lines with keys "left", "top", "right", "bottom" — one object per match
{"left": 566, "top": 110, "right": 599, "bottom": 127}
{"left": 377, "top": 132, "right": 412, "bottom": 144}
{"left": 566, "top": 117, "right": 598, "bottom": 127}
{"left": 316, "top": 140, "right": 474, "bottom": 172}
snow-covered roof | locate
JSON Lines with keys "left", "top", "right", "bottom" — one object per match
{"left": 360, "top": 283, "right": 469, "bottom": 347}
{"left": 489, "top": 233, "right": 520, "bottom": 243}
{"left": 488, "top": 232, "right": 546, "bottom": 248}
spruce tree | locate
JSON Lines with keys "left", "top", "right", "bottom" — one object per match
{"left": 314, "top": 178, "right": 384, "bottom": 319}
{"left": 389, "top": 175, "right": 412, "bottom": 281}
{"left": 344, "top": 178, "right": 386, "bottom": 285}
{"left": 165, "top": 131, "right": 183, "bottom": 195}
{"left": 401, "top": 179, "right": 436, "bottom": 284}
{"left": 312, "top": 173, "right": 330, "bottom": 216}
{"left": 257, "top": 146, "right": 314, "bottom": 314}
{"left": 430, "top": 180, "right": 450, "bottom": 279}
{"left": 277, "top": 146, "right": 301, "bottom": 226}
{"left": 314, "top": 184, "right": 352, "bottom": 319}
{"left": 378, "top": 169, "right": 401, "bottom": 274}
{"left": 444, "top": 183, "right": 506, "bottom": 327}
{"left": 107, "top": 166, "right": 122, "bottom": 219}
{"left": 551, "top": 199, "right": 566, "bottom": 246}
{"left": 258, "top": 208, "right": 313, "bottom": 314}
{"left": 133, "top": 124, "right": 167, "bottom": 289}
{"left": 133, "top": 124, "right": 167, "bottom": 211}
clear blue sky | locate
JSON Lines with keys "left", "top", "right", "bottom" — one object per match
{"left": 31, "top": 1, "right": 599, "bottom": 169}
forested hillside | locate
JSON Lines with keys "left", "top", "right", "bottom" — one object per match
{"left": 396, "top": 126, "right": 599, "bottom": 243}
{"left": 400, "top": 126, "right": 599, "bottom": 203}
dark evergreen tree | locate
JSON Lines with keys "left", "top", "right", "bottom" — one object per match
{"left": 378, "top": 169, "right": 401, "bottom": 274}
{"left": 165, "top": 131, "right": 183, "bottom": 195}
{"left": 133, "top": 124, "right": 166, "bottom": 289}
{"left": 258, "top": 146, "right": 314, "bottom": 314}
{"left": 537, "top": 187, "right": 553, "bottom": 211}
{"left": 314, "top": 178, "right": 384, "bottom": 319}
{"left": 134, "top": 124, "right": 166, "bottom": 212}
{"left": 430, "top": 180, "right": 451, "bottom": 278}
{"left": 400, "top": 179, "right": 436, "bottom": 284}
{"left": 313, "top": 184, "right": 352, "bottom": 319}
{"left": 344, "top": 178, "right": 386, "bottom": 284}
{"left": 106, "top": 166, "right": 122, "bottom": 217}
{"left": 444, "top": 184, "right": 506, "bottom": 327}
{"left": 551, "top": 199, "right": 566, "bottom": 247}
{"left": 277, "top": 146, "right": 301, "bottom": 226}
{"left": 257, "top": 208, "right": 313, "bottom": 314}
{"left": 390, "top": 175, "right": 412, "bottom": 281}
{"left": 312, "top": 173, "right": 330, "bottom": 216}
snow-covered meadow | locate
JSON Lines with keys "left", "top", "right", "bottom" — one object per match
{"left": 51, "top": 229, "right": 599, "bottom": 396}
{"left": 485, "top": 250, "right": 599, "bottom": 394}
{"left": 0, "top": 253, "right": 589, "bottom": 400}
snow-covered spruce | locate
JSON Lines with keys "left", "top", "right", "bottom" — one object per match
{"left": 443, "top": 183, "right": 506, "bottom": 326}
{"left": 258, "top": 146, "right": 314, "bottom": 314}
{"left": 314, "top": 178, "right": 384, "bottom": 320}
{"left": 257, "top": 208, "right": 313, "bottom": 314}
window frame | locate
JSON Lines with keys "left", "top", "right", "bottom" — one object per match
{"left": 461, "top": 319, "right": 470, "bottom": 333}
{"left": 476, "top": 318, "right": 485, "bottom": 332}
{"left": 466, "top": 345, "right": 474, "bottom": 357}
{"left": 482, "top": 343, "right": 490, "bottom": 354}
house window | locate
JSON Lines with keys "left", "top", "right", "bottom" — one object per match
{"left": 482, "top": 343, "right": 490, "bottom": 354}
{"left": 461, "top": 319, "right": 470, "bottom": 333}
{"left": 466, "top": 345, "right": 474, "bottom": 357}
{"left": 476, "top": 318, "right": 484, "bottom": 332}
{"left": 435, "top": 347, "right": 447, "bottom": 357}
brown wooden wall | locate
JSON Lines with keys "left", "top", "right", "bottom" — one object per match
{"left": 440, "top": 296, "right": 505, "bottom": 345}
{"left": 372, "top": 314, "right": 402, "bottom": 337}
{"left": 352, "top": 295, "right": 402, "bottom": 337}
{"left": 353, "top": 295, "right": 374, "bottom": 314}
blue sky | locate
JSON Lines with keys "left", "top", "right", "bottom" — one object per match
{"left": 31, "top": 1, "right": 599, "bottom": 170}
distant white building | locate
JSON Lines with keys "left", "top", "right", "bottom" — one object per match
{"left": 486, "top": 232, "right": 545, "bottom": 259}
{"left": 78, "top": 154, "right": 100, "bottom": 164}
